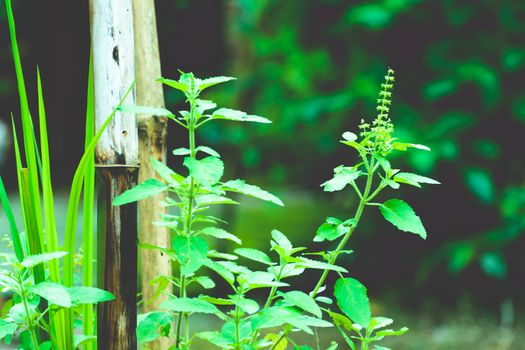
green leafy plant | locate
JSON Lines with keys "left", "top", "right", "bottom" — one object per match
{"left": 0, "top": 1, "right": 123, "bottom": 348}
{"left": 117, "top": 68, "right": 438, "bottom": 349}
{"left": 0, "top": 252, "right": 114, "bottom": 349}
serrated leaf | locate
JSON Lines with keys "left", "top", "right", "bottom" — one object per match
{"left": 230, "top": 296, "right": 260, "bottom": 314}
{"left": 195, "top": 194, "right": 238, "bottom": 206}
{"left": 31, "top": 282, "right": 71, "bottom": 308}
{"left": 0, "top": 319, "right": 18, "bottom": 340}
{"left": 296, "top": 258, "right": 348, "bottom": 273}
{"left": 196, "top": 146, "right": 220, "bottom": 157}
{"left": 211, "top": 108, "right": 271, "bottom": 123}
{"left": 21, "top": 252, "right": 68, "bottom": 268}
{"left": 334, "top": 278, "right": 371, "bottom": 327}
{"left": 150, "top": 157, "right": 183, "bottom": 184}
{"left": 394, "top": 172, "right": 440, "bottom": 187}
{"left": 68, "top": 287, "right": 115, "bottom": 305}
{"left": 199, "top": 76, "right": 236, "bottom": 91}
{"left": 183, "top": 156, "right": 224, "bottom": 186}
{"left": 322, "top": 168, "right": 360, "bottom": 192}
{"left": 222, "top": 179, "right": 283, "bottom": 206}
{"left": 271, "top": 229, "right": 293, "bottom": 253}
{"left": 202, "top": 259, "right": 235, "bottom": 285}
{"left": 379, "top": 199, "right": 427, "bottom": 239}
{"left": 119, "top": 105, "right": 174, "bottom": 117}
{"left": 194, "top": 276, "right": 215, "bottom": 289}
{"left": 157, "top": 77, "right": 187, "bottom": 93}
{"left": 235, "top": 248, "right": 273, "bottom": 265}
{"left": 200, "top": 227, "right": 241, "bottom": 244}
{"left": 172, "top": 236, "right": 209, "bottom": 275}
{"left": 376, "top": 327, "right": 409, "bottom": 337}
{"left": 161, "top": 297, "right": 219, "bottom": 314}
{"left": 113, "top": 178, "right": 167, "bottom": 206}
{"left": 137, "top": 312, "right": 173, "bottom": 343}
{"left": 278, "top": 291, "right": 322, "bottom": 318}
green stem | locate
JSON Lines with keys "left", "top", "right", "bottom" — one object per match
{"left": 175, "top": 97, "right": 198, "bottom": 347}
{"left": 250, "top": 265, "right": 285, "bottom": 345}
{"left": 18, "top": 273, "right": 39, "bottom": 349}
{"left": 175, "top": 273, "right": 186, "bottom": 348}
{"left": 311, "top": 157, "right": 375, "bottom": 297}
{"left": 269, "top": 331, "right": 288, "bottom": 350}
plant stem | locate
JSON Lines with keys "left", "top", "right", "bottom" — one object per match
{"left": 269, "top": 331, "right": 288, "bottom": 350}
{"left": 250, "top": 265, "right": 285, "bottom": 345}
{"left": 311, "top": 157, "right": 375, "bottom": 298}
{"left": 175, "top": 97, "right": 198, "bottom": 347}
{"left": 18, "top": 273, "right": 39, "bottom": 349}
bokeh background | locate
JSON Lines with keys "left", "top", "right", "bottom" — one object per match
{"left": 0, "top": 1, "right": 524, "bottom": 348}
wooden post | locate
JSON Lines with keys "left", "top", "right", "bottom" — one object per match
{"left": 89, "top": 1, "right": 138, "bottom": 349}
{"left": 131, "top": 2, "right": 172, "bottom": 349}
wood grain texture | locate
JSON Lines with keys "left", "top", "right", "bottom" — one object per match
{"left": 97, "top": 166, "right": 138, "bottom": 350}
{"left": 132, "top": 0, "right": 172, "bottom": 348}
{"left": 90, "top": 0, "right": 138, "bottom": 165}
{"left": 90, "top": 1, "right": 139, "bottom": 348}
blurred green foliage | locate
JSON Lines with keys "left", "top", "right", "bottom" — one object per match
{"left": 191, "top": 0, "right": 525, "bottom": 300}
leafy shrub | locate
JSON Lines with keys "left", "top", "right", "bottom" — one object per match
{"left": 118, "top": 69, "right": 438, "bottom": 349}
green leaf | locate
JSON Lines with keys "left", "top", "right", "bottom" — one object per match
{"left": 479, "top": 251, "right": 508, "bottom": 279}
{"left": 150, "top": 157, "right": 184, "bottom": 184}
{"left": 157, "top": 77, "right": 188, "bottom": 93}
{"left": 160, "top": 297, "right": 219, "bottom": 314}
{"left": 334, "top": 278, "right": 371, "bottom": 327}
{"left": 198, "top": 76, "right": 236, "bottom": 91}
{"left": 230, "top": 296, "right": 260, "bottom": 314}
{"left": 74, "top": 335, "right": 97, "bottom": 348}
{"left": 314, "top": 217, "right": 343, "bottom": 242}
{"left": 234, "top": 248, "right": 273, "bottom": 265}
{"left": 68, "top": 287, "right": 115, "bottom": 305}
{"left": 379, "top": 199, "right": 427, "bottom": 239}
{"left": 464, "top": 168, "right": 494, "bottom": 204}
{"left": 195, "top": 194, "right": 238, "bottom": 206}
{"left": 376, "top": 327, "right": 409, "bottom": 337}
{"left": 0, "top": 319, "right": 17, "bottom": 340}
{"left": 271, "top": 229, "right": 293, "bottom": 253}
{"left": 296, "top": 257, "right": 348, "bottom": 273}
{"left": 202, "top": 259, "right": 235, "bottom": 285}
{"left": 211, "top": 108, "right": 271, "bottom": 123}
{"left": 196, "top": 146, "right": 220, "bottom": 157}
{"left": 194, "top": 276, "right": 216, "bottom": 289}
{"left": 322, "top": 168, "right": 360, "bottom": 192}
{"left": 392, "top": 142, "right": 431, "bottom": 152}
{"left": 172, "top": 236, "right": 209, "bottom": 275}
{"left": 137, "top": 312, "right": 172, "bottom": 343}
{"left": 183, "top": 156, "right": 224, "bottom": 186}
{"left": 342, "top": 132, "right": 358, "bottom": 142}
{"left": 113, "top": 178, "right": 167, "bottom": 206}
{"left": 119, "top": 105, "right": 174, "bottom": 117}
{"left": 31, "top": 282, "right": 72, "bottom": 308}
{"left": 278, "top": 291, "right": 322, "bottom": 318}
{"left": 394, "top": 172, "right": 440, "bottom": 187}
{"left": 222, "top": 179, "right": 283, "bottom": 206}
{"left": 21, "top": 252, "right": 68, "bottom": 268}
{"left": 200, "top": 227, "right": 241, "bottom": 244}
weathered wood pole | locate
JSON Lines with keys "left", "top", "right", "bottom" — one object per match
{"left": 89, "top": 1, "right": 138, "bottom": 349}
{"left": 132, "top": 1, "right": 172, "bottom": 349}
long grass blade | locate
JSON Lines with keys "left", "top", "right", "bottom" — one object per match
{"left": 37, "top": 68, "right": 60, "bottom": 278}
{"left": 61, "top": 82, "right": 135, "bottom": 349}
{"left": 6, "top": 0, "right": 44, "bottom": 255}
{"left": 82, "top": 54, "right": 96, "bottom": 350}
{"left": 0, "top": 176, "right": 24, "bottom": 261}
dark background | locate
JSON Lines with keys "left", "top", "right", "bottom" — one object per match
{"left": 0, "top": 1, "right": 524, "bottom": 346}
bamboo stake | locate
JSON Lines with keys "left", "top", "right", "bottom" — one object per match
{"left": 89, "top": 1, "right": 138, "bottom": 348}
{"left": 131, "top": 2, "right": 172, "bottom": 349}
